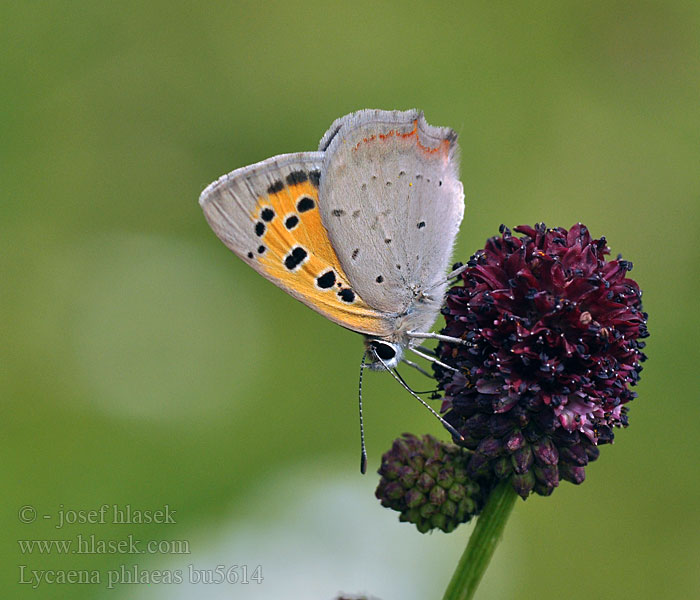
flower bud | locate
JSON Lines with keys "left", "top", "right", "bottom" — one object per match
{"left": 376, "top": 434, "right": 491, "bottom": 533}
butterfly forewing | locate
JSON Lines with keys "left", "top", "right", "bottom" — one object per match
{"left": 199, "top": 152, "right": 392, "bottom": 336}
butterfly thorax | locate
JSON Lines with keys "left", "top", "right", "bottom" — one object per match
{"left": 387, "top": 280, "right": 447, "bottom": 341}
{"left": 364, "top": 279, "right": 447, "bottom": 369}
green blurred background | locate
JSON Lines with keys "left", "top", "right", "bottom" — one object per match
{"left": 3, "top": 1, "right": 699, "bottom": 598}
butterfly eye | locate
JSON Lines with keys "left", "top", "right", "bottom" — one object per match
{"left": 369, "top": 340, "right": 397, "bottom": 361}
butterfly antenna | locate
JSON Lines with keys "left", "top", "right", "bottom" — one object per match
{"left": 371, "top": 350, "right": 464, "bottom": 443}
{"left": 358, "top": 350, "right": 368, "bottom": 474}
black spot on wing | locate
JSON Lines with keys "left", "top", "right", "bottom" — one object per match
{"left": 261, "top": 208, "right": 275, "bottom": 222}
{"left": 257, "top": 245, "right": 266, "bottom": 254}
{"left": 284, "top": 246, "right": 308, "bottom": 271}
{"left": 285, "top": 215, "right": 299, "bottom": 230}
{"left": 247, "top": 251, "right": 254, "bottom": 259}
{"left": 286, "top": 170, "right": 308, "bottom": 185}
{"left": 309, "top": 170, "right": 321, "bottom": 187}
{"left": 332, "top": 209, "right": 345, "bottom": 217}
{"left": 297, "top": 196, "right": 315, "bottom": 212}
{"left": 267, "top": 180, "right": 284, "bottom": 194}
{"left": 351, "top": 248, "right": 359, "bottom": 260}
{"left": 255, "top": 222, "right": 265, "bottom": 236}
{"left": 316, "top": 270, "right": 336, "bottom": 289}
{"left": 417, "top": 221, "right": 426, "bottom": 229}
{"left": 375, "top": 275, "right": 384, "bottom": 283}
{"left": 338, "top": 288, "right": 355, "bottom": 303}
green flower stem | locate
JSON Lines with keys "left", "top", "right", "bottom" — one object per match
{"left": 442, "top": 481, "right": 518, "bottom": 600}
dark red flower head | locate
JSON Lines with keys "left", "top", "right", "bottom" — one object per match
{"left": 435, "top": 224, "right": 648, "bottom": 498}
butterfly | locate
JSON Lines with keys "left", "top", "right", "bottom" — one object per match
{"left": 199, "top": 109, "right": 467, "bottom": 470}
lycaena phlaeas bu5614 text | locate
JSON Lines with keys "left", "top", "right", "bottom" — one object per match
{"left": 199, "top": 109, "right": 467, "bottom": 471}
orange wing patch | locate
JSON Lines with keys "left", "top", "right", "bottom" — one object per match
{"left": 248, "top": 173, "right": 391, "bottom": 337}
{"left": 352, "top": 119, "right": 451, "bottom": 156}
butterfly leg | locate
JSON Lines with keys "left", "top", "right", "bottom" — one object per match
{"left": 419, "top": 263, "right": 469, "bottom": 296}
{"left": 408, "top": 347, "right": 457, "bottom": 372}
{"left": 407, "top": 331, "right": 470, "bottom": 346}
{"left": 401, "top": 358, "right": 433, "bottom": 379}
{"left": 445, "top": 263, "right": 468, "bottom": 280}
{"left": 370, "top": 350, "right": 463, "bottom": 442}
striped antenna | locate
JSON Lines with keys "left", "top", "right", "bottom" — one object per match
{"left": 358, "top": 351, "right": 368, "bottom": 474}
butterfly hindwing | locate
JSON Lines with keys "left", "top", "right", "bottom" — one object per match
{"left": 317, "top": 109, "right": 464, "bottom": 317}
{"left": 199, "top": 152, "right": 392, "bottom": 337}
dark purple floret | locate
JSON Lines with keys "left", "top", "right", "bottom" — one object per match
{"left": 434, "top": 224, "right": 648, "bottom": 498}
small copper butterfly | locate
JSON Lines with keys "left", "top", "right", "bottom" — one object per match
{"left": 200, "top": 109, "right": 467, "bottom": 469}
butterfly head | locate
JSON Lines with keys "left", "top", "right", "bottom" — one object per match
{"left": 365, "top": 338, "right": 404, "bottom": 371}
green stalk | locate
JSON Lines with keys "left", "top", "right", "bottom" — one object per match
{"left": 442, "top": 480, "right": 518, "bottom": 600}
